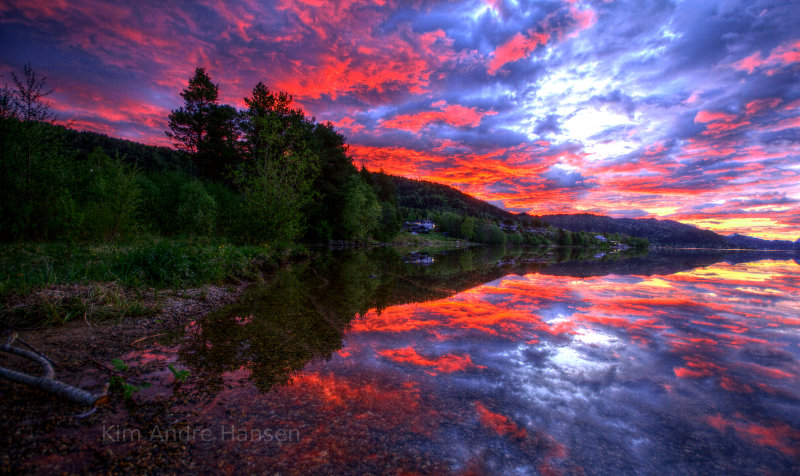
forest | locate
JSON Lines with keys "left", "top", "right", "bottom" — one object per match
{"left": 0, "top": 66, "right": 405, "bottom": 245}
{"left": 1, "top": 65, "right": 649, "bottom": 249}
{"left": 0, "top": 64, "right": 654, "bottom": 331}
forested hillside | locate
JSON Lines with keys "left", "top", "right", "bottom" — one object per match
{"left": 64, "top": 129, "right": 195, "bottom": 174}
{"left": 538, "top": 214, "right": 729, "bottom": 248}
{"left": 724, "top": 234, "right": 799, "bottom": 251}
{"left": 391, "top": 176, "right": 541, "bottom": 226}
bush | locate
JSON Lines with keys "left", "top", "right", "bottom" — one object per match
{"left": 81, "top": 148, "right": 142, "bottom": 240}
{"left": 136, "top": 170, "right": 193, "bottom": 236}
{"left": 475, "top": 222, "right": 506, "bottom": 245}
{"left": 339, "top": 175, "right": 381, "bottom": 242}
{"left": 177, "top": 180, "right": 217, "bottom": 236}
{"left": 203, "top": 181, "right": 243, "bottom": 238}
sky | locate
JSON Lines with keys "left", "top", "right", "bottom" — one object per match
{"left": 1, "top": 0, "right": 799, "bottom": 240}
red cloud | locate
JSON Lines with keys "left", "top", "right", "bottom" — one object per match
{"left": 745, "top": 98, "right": 781, "bottom": 115}
{"left": 694, "top": 110, "right": 737, "bottom": 123}
{"left": 734, "top": 39, "right": 800, "bottom": 75}
{"left": 334, "top": 116, "right": 365, "bottom": 134}
{"left": 380, "top": 101, "right": 497, "bottom": 133}
{"left": 488, "top": 31, "right": 550, "bottom": 75}
{"left": 705, "top": 414, "right": 800, "bottom": 457}
{"left": 694, "top": 110, "right": 750, "bottom": 136}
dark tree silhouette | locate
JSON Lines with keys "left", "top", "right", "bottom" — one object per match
{"left": 241, "top": 81, "right": 298, "bottom": 163}
{"left": 166, "top": 67, "right": 218, "bottom": 154}
{"left": 10, "top": 63, "right": 55, "bottom": 123}
{"left": 166, "top": 68, "right": 239, "bottom": 178}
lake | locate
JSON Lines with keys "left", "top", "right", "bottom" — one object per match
{"left": 133, "top": 247, "right": 800, "bottom": 474}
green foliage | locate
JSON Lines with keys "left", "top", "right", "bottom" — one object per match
{"left": 110, "top": 375, "right": 150, "bottom": 400}
{"left": 0, "top": 241, "right": 288, "bottom": 301}
{"left": 67, "top": 129, "right": 193, "bottom": 174}
{"left": 433, "top": 211, "right": 464, "bottom": 237}
{"left": 236, "top": 82, "right": 319, "bottom": 244}
{"left": 108, "top": 356, "right": 150, "bottom": 400}
{"left": 203, "top": 180, "right": 243, "bottom": 237}
{"left": 166, "top": 67, "right": 219, "bottom": 155}
{"left": 236, "top": 150, "right": 316, "bottom": 245}
{"left": 110, "top": 240, "right": 260, "bottom": 287}
{"left": 508, "top": 232, "right": 524, "bottom": 245}
{"left": 167, "top": 363, "right": 190, "bottom": 382}
{"left": 558, "top": 228, "right": 573, "bottom": 246}
{"left": 339, "top": 175, "right": 382, "bottom": 242}
{"left": 111, "top": 358, "right": 129, "bottom": 371}
{"left": 372, "top": 201, "right": 402, "bottom": 241}
{"left": 475, "top": 222, "right": 507, "bottom": 245}
{"left": 80, "top": 148, "right": 142, "bottom": 240}
{"left": 304, "top": 123, "right": 361, "bottom": 241}
{"left": 0, "top": 66, "right": 410, "bottom": 249}
{"left": 391, "top": 175, "right": 534, "bottom": 226}
{"left": 177, "top": 180, "right": 217, "bottom": 236}
{"left": 460, "top": 216, "right": 475, "bottom": 241}
{"left": 542, "top": 213, "right": 719, "bottom": 248}
{"left": 0, "top": 116, "right": 75, "bottom": 240}
{"left": 166, "top": 68, "right": 239, "bottom": 178}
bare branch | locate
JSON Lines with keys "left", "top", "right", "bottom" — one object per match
{"left": 10, "top": 63, "right": 55, "bottom": 123}
{"left": 0, "top": 343, "right": 107, "bottom": 406}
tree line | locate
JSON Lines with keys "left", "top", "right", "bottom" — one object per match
{"left": 0, "top": 66, "right": 401, "bottom": 245}
{"left": 0, "top": 64, "right": 648, "bottom": 250}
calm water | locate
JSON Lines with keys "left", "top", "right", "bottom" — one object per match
{"left": 143, "top": 247, "right": 800, "bottom": 474}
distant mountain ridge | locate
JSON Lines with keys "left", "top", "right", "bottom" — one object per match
{"left": 536, "top": 213, "right": 729, "bottom": 248}
{"left": 389, "top": 176, "right": 796, "bottom": 249}
{"left": 724, "top": 233, "right": 800, "bottom": 251}
{"left": 535, "top": 213, "right": 798, "bottom": 250}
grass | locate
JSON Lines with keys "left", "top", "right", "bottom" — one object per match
{"left": 0, "top": 237, "right": 307, "bottom": 326}
{"left": 0, "top": 239, "right": 291, "bottom": 296}
{"left": 5, "top": 283, "right": 159, "bottom": 325}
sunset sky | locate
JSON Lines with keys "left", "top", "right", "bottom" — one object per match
{"left": 1, "top": 0, "right": 798, "bottom": 239}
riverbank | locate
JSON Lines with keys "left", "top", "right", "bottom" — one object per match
{"left": 0, "top": 239, "right": 306, "bottom": 328}
{"left": 0, "top": 279, "right": 253, "bottom": 473}
{"left": 0, "top": 238, "right": 469, "bottom": 473}
{"left": 0, "top": 234, "right": 477, "bottom": 328}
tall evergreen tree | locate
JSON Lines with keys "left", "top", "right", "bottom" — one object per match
{"left": 236, "top": 82, "right": 319, "bottom": 243}
{"left": 166, "top": 68, "right": 239, "bottom": 179}
{"left": 166, "top": 67, "right": 218, "bottom": 154}
{"left": 241, "top": 82, "right": 297, "bottom": 163}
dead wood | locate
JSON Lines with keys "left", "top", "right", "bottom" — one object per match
{"left": 0, "top": 334, "right": 107, "bottom": 406}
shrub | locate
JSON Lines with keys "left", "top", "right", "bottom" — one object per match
{"left": 177, "top": 180, "right": 217, "bottom": 236}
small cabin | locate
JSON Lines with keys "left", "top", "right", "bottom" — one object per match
{"left": 403, "top": 220, "right": 436, "bottom": 234}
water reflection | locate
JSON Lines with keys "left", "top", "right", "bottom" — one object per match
{"left": 177, "top": 248, "right": 799, "bottom": 473}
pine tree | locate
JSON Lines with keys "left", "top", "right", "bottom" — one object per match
{"left": 166, "top": 67, "right": 219, "bottom": 154}
{"left": 166, "top": 68, "right": 240, "bottom": 179}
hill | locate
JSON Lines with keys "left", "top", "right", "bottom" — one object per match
{"left": 63, "top": 128, "right": 195, "bottom": 174}
{"left": 390, "top": 176, "right": 540, "bottom": 225}
{"left": 536, "top": 213, "right": 729, "bottom": 248}
{"left": 724, "top": 233, "right": 799, "bottom": 251}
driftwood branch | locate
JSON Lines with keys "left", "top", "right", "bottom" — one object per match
{"left": 0, "top": 335, "right": 107, "bottom": 406}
